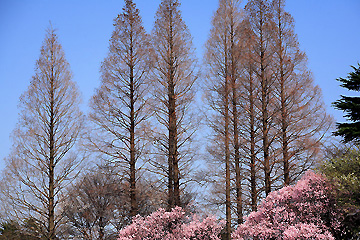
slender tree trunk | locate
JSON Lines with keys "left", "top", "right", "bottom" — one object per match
{"left": 224, "top": 36, "right": 231, "bottom": 239}
{"left": 167, "top": 150, "right": 174, "bottom": 211}
{"left": 259, "top": 17, "right": 271, "bottom": 196}
{"left": 99, "top": 216, "right": 104, "bottom": 240}
{"left": 281, "top": 80, "right": 289, "bottom": 185}
{"left": 168, "top": 77, "right": 179, "bottom": 208}
{"left": 230, "top": 23, "right": 243, "bottom": 224}
{"left": 48, "top": 47, "right": 55, "bottom": 240}
{"left": 225, "top": 80, "right": 231, "bottom": 240}
{"left": 129, "top": 38, "right": 138, "bottom": 217}
{"left": 262, "top": 73, "right": 271, "bottom": 196}
{"left": 275, "top": 1, "right": 290, "bottom": 186}
{"left": 232, "top": 84, "right": 243, "bottom": 224}
{"left": 249, "top": 69, "right": 258, "bottom": 211}
{"left": 167, "top": 5, "right": 180, "bottom": 209}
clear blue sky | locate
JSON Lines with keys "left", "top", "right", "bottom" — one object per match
{"left": 1, "top": 0, "right": 359, "bottom": 171}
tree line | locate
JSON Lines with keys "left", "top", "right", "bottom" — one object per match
{"left": 0, "top": 0, "right": 333, "bottom": 239}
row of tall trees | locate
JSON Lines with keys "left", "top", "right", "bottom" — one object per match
{"left": 0, "top": 0, "right": 332, "bottom": 239}
{"left": 0, "top": 0, "right": 198, "bottom": 239}
{"left": 205, "top": 0, "right": 331, "bottom": 238}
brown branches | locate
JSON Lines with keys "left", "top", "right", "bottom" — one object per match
{"left": 2, "top": 27, "right": 83, "bottom": 240}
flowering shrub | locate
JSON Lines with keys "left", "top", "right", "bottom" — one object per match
{"left": 232, "top": 171, "right": 342, "bottom": 240}
{"left": 117, "top": 206, "right": 223, "bottom": 240}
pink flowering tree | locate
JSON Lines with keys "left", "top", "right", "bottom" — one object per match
{"left": 117, "top": 206, "right": 223, "bottom": 240}
{"left": 232, "top": 171, "right": 343, "bottom": 240}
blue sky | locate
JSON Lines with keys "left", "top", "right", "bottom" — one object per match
{"left": 0, "top": 0, "right": 359, "bottom": 171}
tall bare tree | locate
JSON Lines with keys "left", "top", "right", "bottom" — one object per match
{"left": 88, "top": 0, "right": 151, "bottom": 219}
{"left": 234, "top": 0, "right": 331, "bottom": 207}
{"left": 228, "top": 0, "right": 244, "bottom": 226}
{"left": 237, "top": 19, "right": 262, "bottom": 212}
{"left": 245, "top": 0, "right": 276, "bottom": 196}
{"left": 2, "top": 27, "right": 83, "bottom": 240}
{"left": 205, "top": 0, "right": 244, "bottom": 237}
{"left": 271, "top": 0, "right": 332, "bottom": 186}
{"left": 151, "top": 0, "right": 198, "bottom": 210}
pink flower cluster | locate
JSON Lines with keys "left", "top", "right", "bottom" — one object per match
{"left": 118, "top": 206, "right": 223, "bottom": 240}
{"left": 232, "top": 171, "right": 342, "bottom": 240}
{"left": 118, "top": 172, "right": 343, "bottom": 240}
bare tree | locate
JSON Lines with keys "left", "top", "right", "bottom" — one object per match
{"left": 237, "top": 19, "right": 262, "bottom": 212}
{"left": 233, "top": 0, "right": 331, "bottom": 208}
{"left": 88, "top": 0, "right": 152, "bottom": 219}
{"left": 151, "top": 0, "right": 198, "bottom": 210}
{"left": 204, "top": 0, "right": 244, "bottom": 237}
{"left": 227, "top": 0, "right": 244, "bottom": 226}
{"left": 245, "top": 0, "right": 277, "bottom": 196}
{"left": 63, "top": 164, "right": 166, "bottom": 240}
{"left": 2, "top": 27, "right": 83, "bottom": 240}
{"left": 63, "top": 165, "right": 122, "bottom": 240}
{"left": 271, "top": 0, "right": 332, "bottom": 185}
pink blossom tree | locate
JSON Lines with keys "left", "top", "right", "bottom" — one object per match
{"left": 232, "top": 171, "right": 343, "bottom": 240}
{"left": 117, "top": 206, "right": 223, "bottom": 240}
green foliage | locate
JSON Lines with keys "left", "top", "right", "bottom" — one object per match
{"left": 319, "top": 146, "right": 360, "bottom": 238}
{"left": 333, "top": 64, "right": 360, "bottom": 142}
{"left": 0, "top": 219, "right": 42, "bottom": 240}
{"left": 0, "top": 220, "right": 19, "bottom": 240}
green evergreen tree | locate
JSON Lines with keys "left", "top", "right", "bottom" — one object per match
{"left": 333, "top": 64, "right": 360, "bottom": 142}
{"left": 0, "top": 219, "right": 42, "bottom": 240}
{"left": 319, "top": 145, "right": 360, "bottom": 239}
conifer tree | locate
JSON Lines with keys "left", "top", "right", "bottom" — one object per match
{"left": 245, "top": 0, "right": 276, "bottom": 196}
{"left": 271, "top": 0, "right": 331, "bottom": 186}
{"left": 151, "top": 0, "right": 198, "bottom": 210}
{"left": 205, "top": 0, "right": 243, "bottom": 236}
{"left": 333, "top": 64, "right": 360, "bottom": 142}
{"left": 237, "top": 18, "right": 262, "bottom": 212}
{"left": 88, "top": 0, "right": 151, "bottom": 218}
{"left": 2, "top": 27, "right": 83, "bottom": 240}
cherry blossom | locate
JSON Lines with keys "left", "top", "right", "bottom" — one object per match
{"left": 118, "top": 206, "right": 223, "bottom": 240}
{"left": 232, "top": 171, "right": 342, "bottom": 240}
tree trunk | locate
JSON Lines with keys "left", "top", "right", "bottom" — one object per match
{"left": 99, "top": 216, "right": 104, "bottom": 240}
{"left": 249, "top": 69, "right": 258, "bottom": 211}
{"left": 259, "top": 17, "right": 271, "bottom": 196}
{"left": 129, "top": 44, "right": 138, "bottom": 217}
{"left": 276, "top": 1, "right": 290, "bottom": 186}
{"left": 167, "top": 4, "right": 180, "bottom": 209}
{"left": 225, "top": 79, "right": 231, "bottom": 240}
{"left": 168, "top": 77, "right": 178, "bottom": 208}
{"left": 48, "top": 47, "right": 55, "bottom": 240}
{"left": 231, "top": 47, "right": 243, "bottom": 226}
{"left": 224, "top": 38, "right": 231, "bottom": 238}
